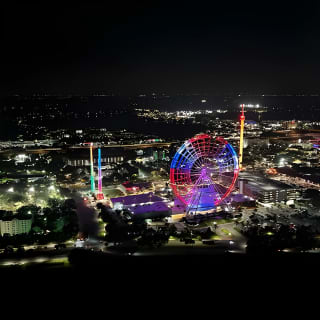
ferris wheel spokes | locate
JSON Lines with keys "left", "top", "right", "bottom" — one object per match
{"left": 170, "top": 134, "right": 239, "bottom": 213}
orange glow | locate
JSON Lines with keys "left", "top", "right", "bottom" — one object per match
{"left": 266, "top": 168, "right": 277, "bottom": 175}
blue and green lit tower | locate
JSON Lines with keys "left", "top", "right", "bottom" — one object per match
{"left": 89, "top": 143, "right": 95, "bottom": 193}
{"left": 96, "top": 147, "right": 104, "bottom": 200}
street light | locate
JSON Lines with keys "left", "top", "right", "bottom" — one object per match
{"left": 7, "top": 187, "right": 14, "bottom": 192}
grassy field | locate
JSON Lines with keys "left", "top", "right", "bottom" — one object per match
{"left": 98, "top": 219, "right": 106, "bottom": 237}
{"left": 221, "top": 228, "right": 232, "bottom": 236}
{"left": 102, "top": 188, "right": 124, "bottom": 198}
{"left": 169, "top": 236, "right": 179, "bottom": 241}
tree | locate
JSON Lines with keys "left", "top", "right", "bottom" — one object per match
{"left": 168, "top": 224, "right": 177, "bottom": 236}
{"left": 17, "top": 205, "right": 41, "bottom": 217}
{"left": 47, "top": 198, "right": 63, "bottom": 209}
{"left": 296, "top": 226, "right": 315, "bottom": 251}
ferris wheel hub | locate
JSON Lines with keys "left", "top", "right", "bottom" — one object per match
{"left": 170, "top": 134, "right": 239, "bottom": 213}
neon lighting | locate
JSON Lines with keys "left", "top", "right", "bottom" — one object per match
{"left": 239, "top": 104, "right": 245, "bottom": 170}
{"left": 89, "top": 142, "right": 95, "bottom": 193}
{"left": 96, "top": 148, "right": 104, "bottom": 200}
{"left": 170, "top": 134, "right": 239, "bottom": 213}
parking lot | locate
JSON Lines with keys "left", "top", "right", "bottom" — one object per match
{"left": 239, "top": 203, "right": 320, "bottom": 232}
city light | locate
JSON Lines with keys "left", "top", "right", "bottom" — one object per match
{"left": 240, "top": 104, "right": 260, "bottom": 109}
{"left": 239, "top": 104, "right": 245, "bottom": 170}
{"left": 2, "top": 3, "right": 320, "bottom": 268}
{"left": 170, "top": 134, "right": 239, "bottom": 213}
{"left": 279, "top": 158, "right": 287, "bottom": 167}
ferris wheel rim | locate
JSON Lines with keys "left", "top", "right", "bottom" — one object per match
{"left": 170, "top": 134, "right": 239, "bottom": 208}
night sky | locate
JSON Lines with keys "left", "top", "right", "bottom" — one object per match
{"left": 1, "top": 1, "right": 320, "bottom": 95}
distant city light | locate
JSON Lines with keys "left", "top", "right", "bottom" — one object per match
{"left": 240, "top": 104, "right": 260, "bottom": 109}
{"left": 7, "top": 187, "right": 14, "bottom": 192}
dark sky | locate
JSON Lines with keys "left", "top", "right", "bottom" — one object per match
{"left": 1, "top": 1, "right": 320, "bottom": 95}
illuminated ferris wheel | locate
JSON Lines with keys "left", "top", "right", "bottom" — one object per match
{"left": 170, "top": 134, "right": 239, "bottom": 213}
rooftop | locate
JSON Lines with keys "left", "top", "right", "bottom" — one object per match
{"left": 122, "top": 181, "right": 152, "bottom": 189}
{"left": 110, "top": 192, "right": 164, "bottom": 206}
{"left": 130, "top": 201, "right": 171, "bottom": 215}
{"left": 239, "top": 172, "right": 295, "bottom": 191}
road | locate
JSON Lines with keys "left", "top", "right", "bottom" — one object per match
{"left": 270, "top": 175, "right": 320, "bottom": 191}
{"left": 0, "top": 254, "right": 69, "bottom": 267}
{"left": 0, "top": 142, "right": 175, "bottom": 154}
{"left": 214, "top": 222, "right": 247, "bottom": 253}
{"left": 132, "top": 237, "right": 246, "bottom": 256}
{"left": 70, "top": 142, "right": 173, "bottom": 150}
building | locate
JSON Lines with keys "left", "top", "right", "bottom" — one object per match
{"left": 119, "top": 181, "right": 153, "bottom": 194}
{"left": 110, "top": 192, "right": 172, "bottom": 218}
{"left": 65, "top": 149, "right": 125, "bottom": 167}
{"left": 238, "top": 172, "right": 300, "bottom": 204}
{"left": 276, "top": 166, "right": 320, "bottom": 185}
{"left": 283, "top": 120, "right": 298, "bottom": 130}
{"left": 111, "top": 192, "right": 164, "bottom": 208}
{"left": 130, "top": 201, "right": 171, "bottom": 219}
{"left": 0, "top": 218, "right": 32, "bottom": 236}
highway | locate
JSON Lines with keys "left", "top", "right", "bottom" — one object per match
{"left": 69, "top": 142, "right": 173, "bottom": 149}
{"left": 0, "top": 142, "right": 175, "bottom": 154}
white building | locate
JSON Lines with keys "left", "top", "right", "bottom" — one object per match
{"left": 0, "top": 218, "right": 32, "bottom": 236}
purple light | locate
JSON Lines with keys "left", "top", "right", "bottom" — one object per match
{"left": 170, "top": 134, "right": 239, "bottom": 213}
{"left": 96, "top": 148, "right": 104, "bottom": 200}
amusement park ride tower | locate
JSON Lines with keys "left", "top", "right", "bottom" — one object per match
{"left": 169, "top": 105, "right": 246, "bottom": 214}
{"left": 89, "top": 143, "right": 95, "bottom": 193}
{"left": 239, "top": 104, "right": 245, "bottom": 171}
{"left": 96, "top": 148, "right": 104, "bottom": 200}
{"left": 84, "top": 142, "right": 104, "bottom": 200}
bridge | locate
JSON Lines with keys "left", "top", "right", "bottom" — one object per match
{"left": 0, "top": 142, "right": 176, "bottom": 154}
{"left": 69, "top": 142, "right": 173, "bottom": 150}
